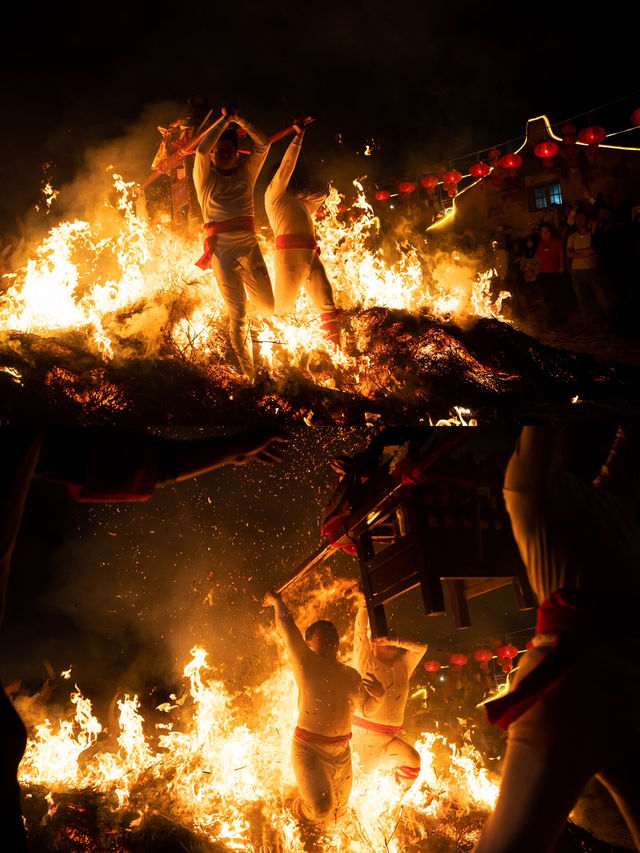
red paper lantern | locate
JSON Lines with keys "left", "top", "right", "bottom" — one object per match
{"left": 315, "top": 207, "right": 327, "bottom": 220}
{"left": 450, "top": 653, "right": 468, "bottom": 668}
{"left": 421, "top": 175, "right": 439, "bottom": 195}
{"left": 497, "top": 644, "right": 519, "bottom": 673}
{"left": 499, "top": 153, "right": 522, "bottom": 177}
{"left": 474, "top": 648, "right": 493, "bottom": 673}
{"left": 424, "top": 660, "right": 441, "bottom": 673}
{"left": 375, "top": 189, "right": 390, "bottom": 202}
{"left": 337, "top": 202, "right": 348, "bottom": 214}
{"left": 560, "top": 122, "right": 576, "bottom": 137}
{"left": 534, "top": 141, "right": 559, "bottom": 168}
{"left": 578, "top": 126, "right": 607, "bottom": 148}
{"left": 469, "top": 162, "right": 491, "bottom": 178}
{"left": 398, "top": 181, "right": 416, "bottom": 194}
{"left": 442, "top": 170, "right": 462, "bottom": 186}
{"left": 489, "top": 148, "right": 502, "bottom": 164}
{"left": 631, "top": 109, "right": 640, "bottom": 127}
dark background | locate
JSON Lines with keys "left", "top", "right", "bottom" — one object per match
{"left": 1, "top": 0, "right": 638, "bottom": 231}
{"left": 0, "top": 427, "right": 535, "bottom": 714}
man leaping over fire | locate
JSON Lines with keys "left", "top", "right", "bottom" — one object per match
{"left": 263, "top": 589, "right": 384, "bottom": 827}
{"left": 475, "top": 427, "right": 640, "bottom": 853}
{"left": 193, "top": 104, "right": 274, "bottom": 376}
{"left": 349, "top": 585, "right": 427, "bottom": 793}
{"left": 264, "top": 120, "right": 341, "bottom": 348}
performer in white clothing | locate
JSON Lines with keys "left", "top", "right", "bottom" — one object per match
{"left": 193, "top": 105, "right": 274, "bottom": 375}
{"left": 264, "top": 120, "right": 341, "bottom": 347}
{"left": 476, "top": 427, "right": 640, "bottom": 853}
{"left": 350, "top": 588, "right": 427, "bottom": 792}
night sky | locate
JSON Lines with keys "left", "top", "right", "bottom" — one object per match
{"left": 0, "top": 427, "right": 536, "bottom": 713}
{"left": 2, "top": 0, "right": 638, "bottom": 230}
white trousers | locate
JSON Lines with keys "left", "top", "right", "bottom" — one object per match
{"left": 210, "top": 232, "right": 274, "bottom": 373}
{"left": 291, "top": 735, "right": 353, "bottom": 825}
{"left": 274, "top": 249, "right": 335, "bottom": 315}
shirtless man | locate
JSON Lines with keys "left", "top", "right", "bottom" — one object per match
{"left": 264, "top": 121, "right": 341, "bottom": 347}
{"left": 350, "top": 588, "right": 427, "bottom": 792}
{"left": 193, "top": 105, "right": 274, "bottom": 376}
{"left": 263, "top": 590, "right": 383, "bottom": 826}
{"left": 476, "top": 427, "right": 640, "bottom": 853}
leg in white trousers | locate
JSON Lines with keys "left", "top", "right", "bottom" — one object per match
{"left": 210, "top": 233, "right": 274, "bottom": 374}
{"left": 274, "top": 249, "right": 335, "bottom": 315}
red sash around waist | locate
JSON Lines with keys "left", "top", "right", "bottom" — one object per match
{"left": 483, "top": 589, "right": 640, "bottom": 730}
{"left": 275, "top": 233, "right": 320, "bottom": 254}
{"left": 195, "top": 216, "right": 255, "bottom": 270}
{"left": 294, "top": 726, "right": 352, "bottom": 746}
{"left": 352, "top": 716, "right": 403, "bottom": 736}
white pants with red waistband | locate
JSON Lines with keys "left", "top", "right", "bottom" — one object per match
{"left": 291, "top": 733, "right": 353, "bottom": 825}
{"left": 351, "top": 726, "right": 421, "bottom": 791}
{"left": 473, "top": 635, "right": 640, "bottom": 853}
{"left": 274, "top": 249, "right": 335, "bottom": 315}
{"left": 210, "top": 232, "right": 274, "bottom": 374}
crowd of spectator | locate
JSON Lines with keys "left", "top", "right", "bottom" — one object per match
{"left": 493, "top": 196, "right": 640, "bottom": 333}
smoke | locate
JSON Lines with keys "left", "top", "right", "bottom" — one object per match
{"left": 3, "top": 429, "right": 370, "bottom": 706}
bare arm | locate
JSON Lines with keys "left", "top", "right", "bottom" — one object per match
{"left": 263, "top": 591, "right": 309, "bottom": 668}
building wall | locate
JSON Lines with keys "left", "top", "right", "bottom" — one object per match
{"left": 450, "top": 117, "right": 640, "bottom": 239}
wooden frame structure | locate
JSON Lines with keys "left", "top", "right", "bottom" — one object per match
{"left": 277, "top": 435, "right": 536, "bottom": 636}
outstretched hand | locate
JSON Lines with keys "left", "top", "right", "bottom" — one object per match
{"left": 222, "top": 103, "right": 240, "bottom": 120}
{"left": 345, "top": 582, "right": 366, "bottom": 606}
{"left": 362, "top": 672, "right": 385, "bottom": 699}
{"left": 229, "top": 428, "right": 290, "bottom": 465}
{"left": 263, "top": 590, "right": 281, "bottom": 608}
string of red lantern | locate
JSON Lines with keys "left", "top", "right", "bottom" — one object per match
{"left": 422, "top": 644, "right": 526, "bottom": 677}
{"left": 366, "top": 108, "right": 640, "bottom": 208}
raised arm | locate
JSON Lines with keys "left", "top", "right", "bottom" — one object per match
{"left": 236, "top": 115, "right": 271, "bottom": 184}
{"left": 376, "top": 635, "right": 428, "bottom": 674}
{"left": 266, "top": 123, "right": 305, "bottom": 200}
{"left": 353, "top": 600, "right": 372, "bottom": 674}
{"left": 193, "top": 113, "right": 231, "bottom": 194}
{"left": 263, "top": 590, "right": 309, "bottom": 669}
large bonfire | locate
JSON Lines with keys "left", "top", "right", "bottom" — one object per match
{"left": 18, "top": 578, "right": 500, "bottom": 852}
{"left": 0, "top": 170, "right": 517, "bottom": 423}
{"left": 1, "top": 169, "right": 634, "bottom": 422}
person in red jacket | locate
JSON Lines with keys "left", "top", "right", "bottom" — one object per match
{"left": 535, "top": 223, "right": 565, "bottom": 325}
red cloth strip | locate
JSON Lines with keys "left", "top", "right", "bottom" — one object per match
{"left": 195, "top": 216, "right": 255, "bottom": 269}
{"left": 321, "top": 507, "right": 358, "bottom": 556}
{"left": 352, "top": 716, "right": 403, "bottom": 736}
{"left": 66, "top": 460, "right": 159, "bottom": 503}
{"left": 275, "top": 233, "right": 320, "bottom": 254}
{"left": 536, "top": 590, "right": 581, "bottom": 634}
{"left": 294, "top": 726, "right": 352, "bottom": 746}
{"left": 395, "top": 765, "right": 420, "bottom": 779}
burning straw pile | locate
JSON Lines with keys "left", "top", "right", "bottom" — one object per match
{"left": 17, "top": 572, "right": 634, "bottom": 852}
{"left": 1, "top": 176, "right": 637, "bottom": 423}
